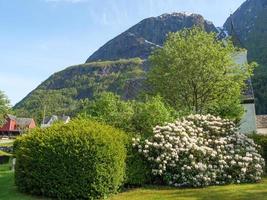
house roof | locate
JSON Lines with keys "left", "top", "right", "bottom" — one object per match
{"left": 5, "top": 114, "right": 34, "bottom": 127}
{"left": 256, "top": 115, "right": 267, "bottom": 128}
{"left": 16, "top": 118, "right": 34, "bottom": 127}
{"left": 43, "top": 115, "right": 58, "bottom": 124}
{"left": 6, "top": 114, "right": 16, "bottom": 121}
{"left": 42, "top": 115, "right": 70, "bottom": 125}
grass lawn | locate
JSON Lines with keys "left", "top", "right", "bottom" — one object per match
{"left": 1, "top": 164, "right": 267, "bottom": 200}
{"left": 0, "top": 164, "right": 46, "bottom": 200}
{"left": 0, "top": 139, "right": 14, "bottom": 147}
{"left": 110, "top": 179, "right": 267, "bottom": 200}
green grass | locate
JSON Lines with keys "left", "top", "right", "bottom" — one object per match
{"left": 0, "top": 164, "right": 47, "bottom": 200}
{"left": 1, "top": 164, "right": 267, "bottom": 200}
{"left": 0, "top": 139, "right": 14, "bottom": 147}
{"left": 109, "top": 180, "right": 267, "bottom": 200}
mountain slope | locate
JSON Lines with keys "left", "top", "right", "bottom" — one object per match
{"left": 15, "top": 13, "right": 218, "bottom": 122}
{"left": 14, "top": 58, "right": 146, "bottom": 122}
{"left": 224, "top": 0, "right": 267, "bottom": 114}
{"left": 86, "top": 12, "right": 217, "bottom": 62}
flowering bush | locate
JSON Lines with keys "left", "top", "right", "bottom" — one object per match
{"left": 133, "top": 114, "right": 265, "bottom": 187}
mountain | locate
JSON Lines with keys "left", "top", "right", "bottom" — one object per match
{"left": 86, "top": 12, "right": 217, "bottom": 62}
{"left": 14, "top": 12, "right": 218, "bottom": 122}
{"left": 224, "top": 0, "right": 267, "bottom": 114}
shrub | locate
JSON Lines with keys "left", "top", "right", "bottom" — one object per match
{"left": 133, "top": 114, "right": 265, "bottom": 187}
{"left": 81, "top": 92, "right": 135, "bottom": 132}
{"left": 249, "top": 134, "right": 267, "bottom": 173}
{"left": 80, "top": 93, "right": 176, "bottom": 137}
{"left": 14, "top": 119, "right": 127, "bottom": 200}
{"left": 124, "top": 134, "right": 152, "bottom": 186}
{"left": 132, "top": 96, "right": 176, "bottom": 137}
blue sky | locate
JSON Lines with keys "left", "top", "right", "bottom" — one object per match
{"left": 0, "top": 0, "right": 246, "bottom": 105}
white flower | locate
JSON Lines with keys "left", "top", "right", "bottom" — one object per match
{"left": 134, "top": 114, "right": 265, "bottom": 187}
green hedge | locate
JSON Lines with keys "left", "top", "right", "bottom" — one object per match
{"left": 14, "top": 119, "right": 127, "bottom": 200}
{"left": 249, "top": 134, "right": 267, "bottom": 173}
{"left": 125, "top": 143, "right": 152, "bottom": 186}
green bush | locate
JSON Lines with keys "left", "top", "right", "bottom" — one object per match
{"left": 81, "top": 92, "right": 134, "bottom": 132}
{"left": 80, "top": 93, "right": 176, "bottom": 137}
{"left": 14, "top": 119, "right": 127, "bottom": 200}
{"left": 249, "top": 134, "right": 267, "bottom": 173}
{"left": 124, "top": 135, "right": 151, "bottom": 186}
{"left": 132, "top": 96, "right": 176, "bottom": 137}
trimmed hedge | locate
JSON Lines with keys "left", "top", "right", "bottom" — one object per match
{"left": 125, "top": 144, "right": 152, "bottom": 186}
{"left": 249, "top": 134, "right": 267, "bottom": 173}
{"left": 14, "top": 119, "right": 127, "bottom": 200}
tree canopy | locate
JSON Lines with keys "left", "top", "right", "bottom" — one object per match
{"left": 147, "top": 27, "right": 255, "bottom": 120}
{"left": 0, "top": 90, "right": 11, "bottom": 125}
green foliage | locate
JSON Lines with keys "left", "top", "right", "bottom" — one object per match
{"left": 249, "top": 134, "right": 267, "bottom": 173}
{"left": 14, "top": 119, "right": 127, "bottom": 200}
{"left": 124, "top": 135, "right": 152, "bottom": 186}
{"left": 132, "top": 96, "right": 176, "bottom": 136}
{"left": 147, "top": 27, "right": 253, "bottom": 121}
{"left": 253, "top": 65, "right": 267, "bottom": 114}
{"left": 79, "top": 94, "right": 176, "bottom": 185}
{"left": 82, "top": 92, "right": 134, "bottom": 132}
{"left": 14, "top": 58, "right": 145, "bottom": 123}
{"left": 0, "top": 90, "right": 11, "bottom": 125}
{"left": 79, "top": 92, "right": 176, "bottom": 137}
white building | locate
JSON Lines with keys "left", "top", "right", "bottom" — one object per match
{"left": 233, "top": 50, "right": 257, "bottom": 134}
{"left": 41, "top": 115, "right": 70, "bottom": 128}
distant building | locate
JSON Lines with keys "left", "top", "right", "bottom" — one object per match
{"left": 0, "top": 114, "right": 36, "bottom": 137}
{"left": 256, "top": 115, "right": 267, "bottom": 135}
{"left": 234, "top": 51, "right": 257, "bottom": 134}
{"left": 41, "top": 115, "right": 70, "bottom": 128}
{"left": 217, "top": 19, "right": 257, "bottom": 134}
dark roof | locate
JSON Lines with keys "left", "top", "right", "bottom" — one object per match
{"left": 42, "top": 115, "right": 70, "bottom": 125}
{"left": 43, "top": 115, "right": 58, "bottom": 124}
{"left": 256, "top": 115, "right": 267, "bottom": 128}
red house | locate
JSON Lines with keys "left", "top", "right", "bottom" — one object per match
{"left": 0, "top": 114, "right": 36, "bottom": 137}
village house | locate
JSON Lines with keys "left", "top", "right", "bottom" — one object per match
{"left": 41, "top": 115, "right": 70, "bottom": 128}
{"left": 0, "top": 114, "right": 36, "bottom": 137}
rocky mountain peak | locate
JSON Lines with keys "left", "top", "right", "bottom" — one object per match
{"left": 86, "top": 12, "right": 217, "bottom": 63}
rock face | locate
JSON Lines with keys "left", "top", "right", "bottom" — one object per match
{"left": 224, "top": 0, "right": 267, "bottom": 63}
{"left": 224, "top": 0, "right": 267, "bottom": 114}
{"left": 86, "top": 12, "right": 217, "bottom": 62}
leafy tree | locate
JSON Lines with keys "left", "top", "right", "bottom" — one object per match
{"left": 0, "top": 90, "right": 11, "bottom": 125}
{"left": 147, "top": 27, "right": 255, "bottom": 120}
{"left": 79, "top": 92, "right": 177, "bottom": 136}
{"left": 80, "top": 92, "right": 135, "bottom": 132}
{"left": 132, "top": 95, "right": 177, "bottom": 136}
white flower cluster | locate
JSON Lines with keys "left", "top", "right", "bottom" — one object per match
{"left": 133, "top": 114, "right": 265, "bottom": 187}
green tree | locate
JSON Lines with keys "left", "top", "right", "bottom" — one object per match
{"left": 79, "top": 93, "right": 177, "bottom": 136}
{"left": 81, "top": 92, "right": 135, "bottom": 132}
{"left": 132, "top": 95, "right": 177, "bottom": 136}
{"left": 0, "top": 90, "right": 11, "bottom": 125}
{"left": 147, "top": 27, "right": 254, "bottom": 120}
